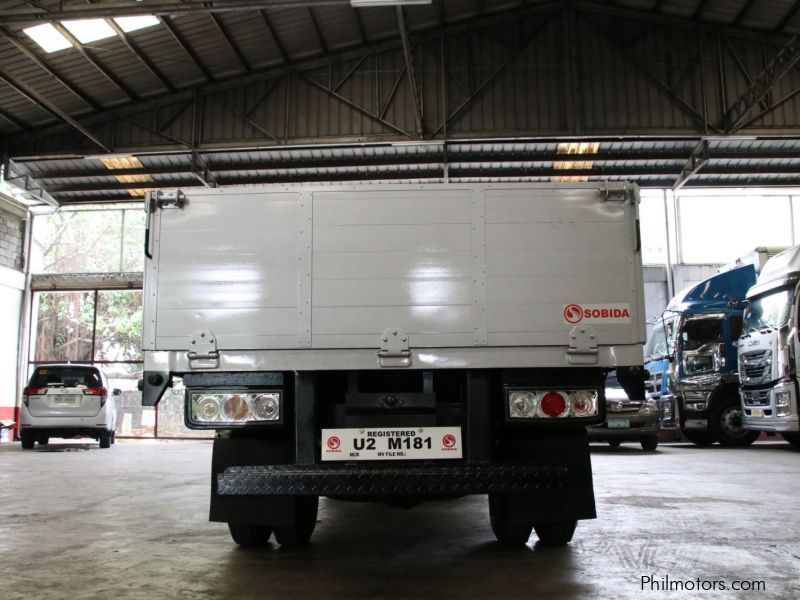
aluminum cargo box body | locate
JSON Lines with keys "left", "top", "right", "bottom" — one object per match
{"left": 143, "top": 183, "right": 645, "bottom": 371}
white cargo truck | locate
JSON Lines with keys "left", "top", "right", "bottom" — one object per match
{"left": 141, "top": 182, "right": 647, "bottom": 547}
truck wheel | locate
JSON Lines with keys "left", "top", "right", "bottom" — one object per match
{"left": 533, "top": 520, "right": 578, "bottom": 546}
{"left": 488, "top": 494, "right": 533, "bottom": 546}
{"left": 682, "top": 430, "right": 715, "bottom": 446}
{"left": 709, "top": 401, "right": 759, "bottom": 447}
{"left": 20, "top": 430, "right": 35, "bottom": 449}
{"left": 228, "top": 523, "right": 273, "bottom": 547}
{"left": 273, "top": 496, "right": 318, "bottom": 548}
{"left": 608, "top": 440, "right": 622, "bottom": 447}
{"left": 781, "top": 433, "right": 800, "bottom": 448}
{"left": 99, "top": 430, "right": 112, "bottom": 449}
{"left": 640, "top": 436, "right": 658, "bottom": 451}
{"left": 111, "top": 431, "right": 116, "bottom": 444}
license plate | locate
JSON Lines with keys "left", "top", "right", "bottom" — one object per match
{"left": 53, "top": 397, "right": 77, "bottom": 405}
{"left": 321, "top": 427, "right": 462, "bottom": 461}
{"left": 750, "top": 409, "right": 764, "bottom": 418}
{"left": 607, "top": 418, "right": 630, "bottom": 429}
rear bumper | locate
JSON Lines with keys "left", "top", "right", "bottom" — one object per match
{"left": 19, "top": 403, "right": 112, "bottom": 430}
{"left": 217, "top": 463, "right": 566, "bottom": 496}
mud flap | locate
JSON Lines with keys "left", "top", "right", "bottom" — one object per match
{"left": 499, "top": 427, "right": 596, "bottom": 524}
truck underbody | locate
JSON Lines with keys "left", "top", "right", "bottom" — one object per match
{"left": 144, "top": 365, "right": 632, "bottom": 546}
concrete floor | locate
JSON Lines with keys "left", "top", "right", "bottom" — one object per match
{"left": 1, "top": 440, "right": 799, "bottom": 600}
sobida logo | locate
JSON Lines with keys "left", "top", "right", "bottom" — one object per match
{"left": 563, "top": 304, "right": 632, "bottom": 324}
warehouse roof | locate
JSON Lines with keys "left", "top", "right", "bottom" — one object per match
{"left": 5, "top": 0, "right": 800, "bottom": 206}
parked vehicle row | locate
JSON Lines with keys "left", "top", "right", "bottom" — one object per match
{"left": 642, "top": 247, "right": 800, "bottom": 449}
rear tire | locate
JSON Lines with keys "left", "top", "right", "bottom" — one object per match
{"left": 533, "top": 520, "right": 578, "bottom": 546}
{"left": 683, "top": 430, "right": 715, "bottom": 446}
{"left": 273, "top": 496, "right": 319, "bottom": 548}
{"left": 640, "top": 436, "right": 658, "bottom": 451}
{"left": 608, "top": 440, "right": 622, "bottom": 447}
{"left": 20, "top": 430, "right": 35, "bottom": 449}
{"left": 489, "top": 494, "right": 533, "bottom": 546}
{"left": 110, "top": 431, "right": 116, "bottom": 445}
{"left": 99, "top": 430, "right": 112, "bottom": 449}
{"left": 709, "top": 400, "right": 759, "bottom": 447}
{"left": 781, "top": 432, "right": 800, "bottom": 448}
{"left": 228, "top": 523, "right": 273, "bottom": 547}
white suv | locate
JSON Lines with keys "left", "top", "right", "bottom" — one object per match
{"left": 20, "top": 364, "right": 120, "bottom": 449}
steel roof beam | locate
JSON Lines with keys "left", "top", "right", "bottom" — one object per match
{"left": 0, "top": 106, "right": 28, "bottom": 131}
{"left": 774, "top": 0, "right": 800, "bottom": 33}
{"left": 722, "top": 33, "right": 800, "bottom": 132}
{"left": 0, "top": 67, "right": 109, "bottom": 151}
{"left": 0, "top": 26, "right": 102, "bottom": 112}
{"left": 397, "top": 7, "right": 424, "bottom": 137}
{"left": 51, "top": 22, "right": 139, "bottom": 101}
{"left": 161, "top": 15, "right": 214, "bottom": 82}
{"left": 260, "top": 10, "right": 290, "bottom": 63}
{"left": 209, "top": 13, "right": 252, "bottom": 73}
{"left": 733, "top": 0, "right": 758, "bottom": 27}
{"left": 306, "top": 7, "right": 329, "bottom": 55}
{"left": 105, "top": 18, "right": 176, "bottom": 93}
{"left": 673, "top": 139, "right": 709, "bottom": 190}
{"left": 0, "top": 1, "right": 351, "bottom": 24}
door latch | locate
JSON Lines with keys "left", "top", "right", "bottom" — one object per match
{"left": 567, "top": 325, "right": 599, "bottom": 365}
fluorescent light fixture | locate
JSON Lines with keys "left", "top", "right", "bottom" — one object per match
{"left": 113, "top": 15, "right": 160, "bottom": 33}
{"left": 23, "top": 23, "right": 72, "bottom": 52}
{"left": 62, "top": 19, "right": 117, "bottom": 44}
{"left": 351, "top": 0, "right": 432, "bottom": 7}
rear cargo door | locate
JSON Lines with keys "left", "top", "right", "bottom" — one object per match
{"left": 149, "top": 190, "right": 307, "bottom": 350}
{"left": 311, "top": 188, "right": 477, "bottom": 348}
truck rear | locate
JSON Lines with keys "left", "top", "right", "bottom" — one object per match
{"left": 141, "top": 182, "right": 646, "bottom": 547}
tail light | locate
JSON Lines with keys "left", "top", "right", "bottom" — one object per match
{"left": 507, "top": 389, "right": 599, "bottom": 420}
{"left": 22, "top": 386, "right": 47, "bottom": 407}
{"left": 84, "top": 387, "right": 109, "bottom": 406}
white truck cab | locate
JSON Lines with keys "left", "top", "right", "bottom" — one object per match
{"left": 738, "top": 246, "right": 800, "bottom": 447}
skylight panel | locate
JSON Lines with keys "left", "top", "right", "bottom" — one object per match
{"left": 23, "top": 23, "right": 72, "bottom": 53}
{"left": 62, "top": 19, "right": 117, "bottom": 44}
{"left": 113, "top": 15, "right": 160, "bottom": 33}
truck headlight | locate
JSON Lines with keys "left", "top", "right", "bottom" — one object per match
{"left": 775, "top": 389, "right": 791, "bottom": 417}
{"left": 187, "top": 390, "right": 282, "bottom": 427}
{"left": 506, "top": 389, "right": 598, "bottom": 420}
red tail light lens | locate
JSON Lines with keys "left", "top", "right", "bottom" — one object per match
{"left": 84, "top": 388, "right": 109, "bottom": 407}
{"left": 540, "top": 391, "right": 568, "bottom": 418}
{"left": 23, "top": 386, "right": 47, "bottom": 395}
{"left": 83, "top": 388, "right": 108, "bottom": 396}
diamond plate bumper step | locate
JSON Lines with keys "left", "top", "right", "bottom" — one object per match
{"left": 217, "top": 463, "right": 567, "bottom": 496}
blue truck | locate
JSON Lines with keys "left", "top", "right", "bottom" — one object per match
{"left": 645, "top": 251, "right": 779, "bottom": 446}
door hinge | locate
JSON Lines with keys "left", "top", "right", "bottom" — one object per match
{"left": 148, "top": 189, "right": 185, "bottom": 212}
{"left": 188, "top": 330, "right": 219, "bottom": 369}
{"left": 377, "top": 328, "right": 412, "bottom": 368}
{"left": 567, "top": 325, "right": 599, "bottom": 365}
